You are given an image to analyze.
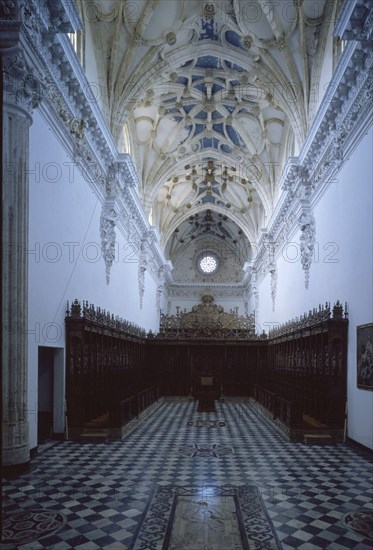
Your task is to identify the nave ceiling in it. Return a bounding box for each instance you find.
[80,0,336,276]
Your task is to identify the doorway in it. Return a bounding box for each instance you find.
[38,346,64,443]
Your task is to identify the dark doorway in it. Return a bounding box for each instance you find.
[38,347,55,443]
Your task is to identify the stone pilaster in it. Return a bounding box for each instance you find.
[2,34,40,468]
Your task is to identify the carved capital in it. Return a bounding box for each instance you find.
[3,50,41,111]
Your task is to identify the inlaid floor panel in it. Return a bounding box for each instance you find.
[2,400,373,549]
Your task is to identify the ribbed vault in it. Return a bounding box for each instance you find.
[81,0,335,274]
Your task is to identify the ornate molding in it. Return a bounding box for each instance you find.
[108,154,139,192]
[3,0,168,289]
[334,0,373,42]
[249,30,373,295]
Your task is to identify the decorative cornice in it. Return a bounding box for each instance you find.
[249,29,373,291]
[59,0,83,32]
[1,0,169,287]
[108,154,139,191]
[334,0,373,42]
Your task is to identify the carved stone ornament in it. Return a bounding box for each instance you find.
[242,35,253,49]
[336,0,373,41]
[0,0,17,19]
[100,207,118,285]
[203,3,216,19]
[156,283,163,311]
[108,160,138,191]
[165,31,176,46]
[269,265,277,312]
[138,265,146,309]
[3,52,41,111]
[298,211,316,289]
[133,30,142,46]
[277,34,286,51]
[69,117,84,140]
[253,286,259,313]
[138,243,148,309]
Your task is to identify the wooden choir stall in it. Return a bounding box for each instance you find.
[65,296,348,441]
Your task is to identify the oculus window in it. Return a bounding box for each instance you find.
[196,252,220,276]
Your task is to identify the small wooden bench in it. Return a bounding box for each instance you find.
[304,433,333,445]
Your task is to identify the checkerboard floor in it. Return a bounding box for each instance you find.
[2,400,373,549]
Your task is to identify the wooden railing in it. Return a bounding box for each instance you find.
[109,386,159,427]
[254,385,303,427]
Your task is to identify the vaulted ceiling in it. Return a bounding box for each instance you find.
[81,0,334,267]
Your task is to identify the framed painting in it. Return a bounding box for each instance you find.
[357,323,373,390]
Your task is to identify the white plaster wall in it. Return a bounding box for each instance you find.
[172,239,245,284]
[27,110,159,449]
[256,127,373,448]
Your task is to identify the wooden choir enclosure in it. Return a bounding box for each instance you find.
[65,298,348,440]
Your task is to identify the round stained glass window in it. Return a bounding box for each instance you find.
[199,254,218,274]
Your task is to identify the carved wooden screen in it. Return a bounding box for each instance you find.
[66,299,348,438]
[261,301,348,428]
[65,300,149,435]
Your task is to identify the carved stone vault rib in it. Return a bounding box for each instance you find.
[82,0,336,277]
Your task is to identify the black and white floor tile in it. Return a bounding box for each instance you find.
[2,400,373,549]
